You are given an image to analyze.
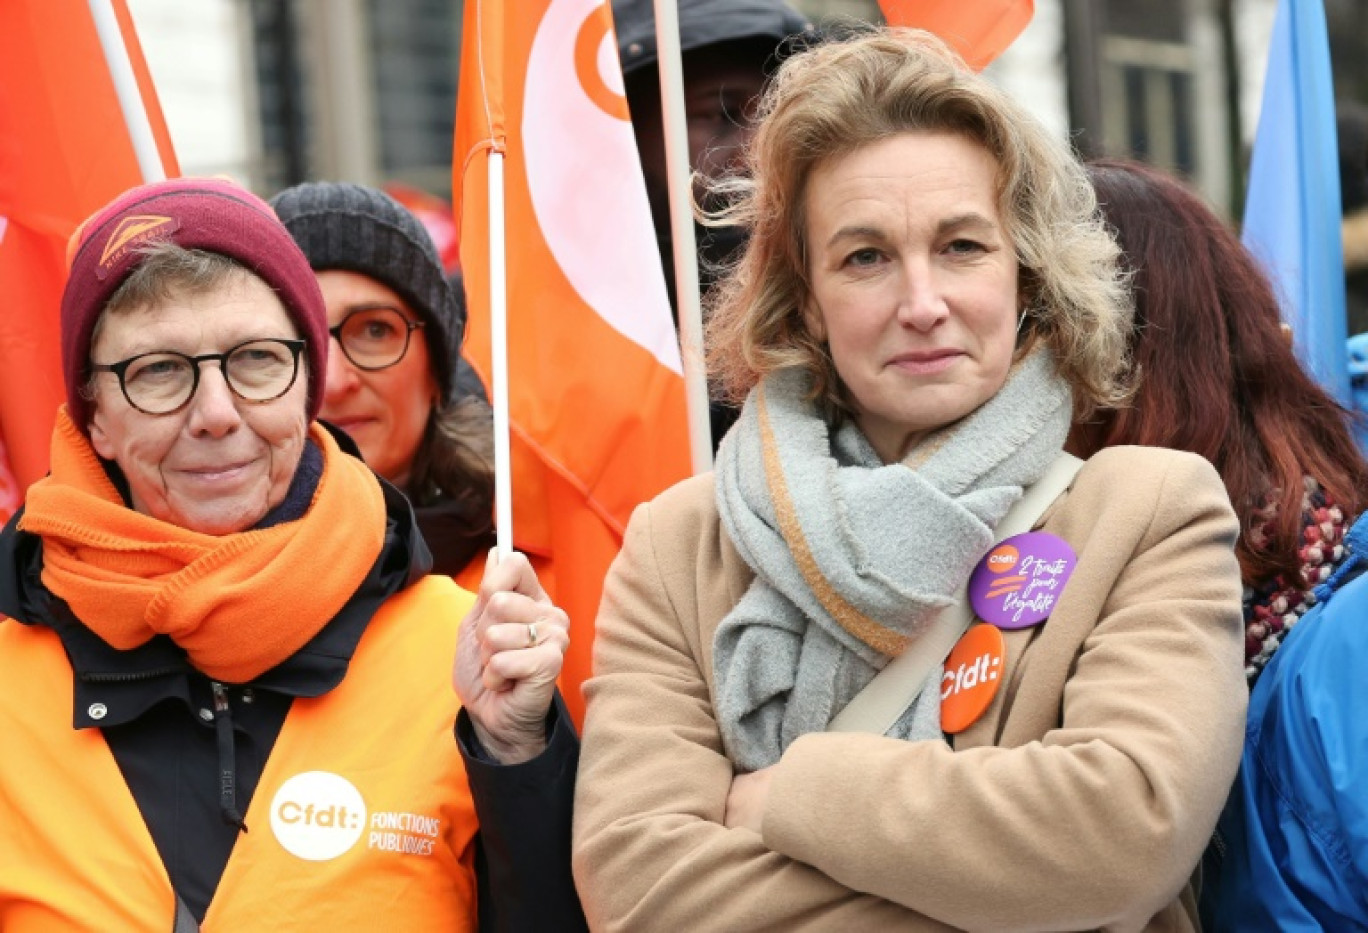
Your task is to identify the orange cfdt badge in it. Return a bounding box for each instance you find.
[940,623,1006,734]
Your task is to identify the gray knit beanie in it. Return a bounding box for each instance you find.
[270,181,463,402]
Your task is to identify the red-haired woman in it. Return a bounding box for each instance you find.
[1076,159,1368,683]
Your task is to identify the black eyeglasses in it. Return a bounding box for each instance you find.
[90,338,307,415]
[328,306,425,371]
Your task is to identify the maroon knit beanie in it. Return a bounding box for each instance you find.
[62,177,329,433]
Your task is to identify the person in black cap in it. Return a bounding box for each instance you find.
[613,0,814,448]
[271,182,496,585]
[615,0,813,307]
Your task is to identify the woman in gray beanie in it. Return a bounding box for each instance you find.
[271,182,496,584]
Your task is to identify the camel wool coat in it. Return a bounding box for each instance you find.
[573,446,1247,932]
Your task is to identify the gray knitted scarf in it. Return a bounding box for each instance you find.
[713,350,1073,772]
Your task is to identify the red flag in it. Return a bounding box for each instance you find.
[455,0,692,724]
[879,0,1035,70]
[0,0,178,496]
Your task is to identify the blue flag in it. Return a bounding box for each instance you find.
[1242,0,1349,402]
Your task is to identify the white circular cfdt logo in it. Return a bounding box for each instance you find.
[269,771,367,861]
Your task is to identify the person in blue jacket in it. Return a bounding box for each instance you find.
[1202,512,1368,929]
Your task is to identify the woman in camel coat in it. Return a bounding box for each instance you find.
[573,28,1247,932]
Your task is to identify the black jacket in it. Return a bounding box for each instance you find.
[0,432,586,932]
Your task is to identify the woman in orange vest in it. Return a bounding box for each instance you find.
[271,182,496,590]
[0,177,586,931]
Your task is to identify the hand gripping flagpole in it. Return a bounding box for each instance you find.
[653,0,713,473]
[87,0,166,184]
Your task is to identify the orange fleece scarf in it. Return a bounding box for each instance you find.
[20,408,387,683]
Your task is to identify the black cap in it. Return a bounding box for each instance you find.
[612,0,815,78]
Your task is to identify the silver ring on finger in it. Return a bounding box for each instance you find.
[526,621,539,648]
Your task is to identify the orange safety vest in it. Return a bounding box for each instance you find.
[0,575,480,932]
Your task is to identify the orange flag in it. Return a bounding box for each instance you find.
[0,436,19,526]
[455,0,692,724]
[0,0,178,499]
[879,0,1035,70]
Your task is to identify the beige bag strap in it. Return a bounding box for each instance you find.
[826,452,1084,735]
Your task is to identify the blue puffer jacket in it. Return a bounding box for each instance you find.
[1202,514,1368,930]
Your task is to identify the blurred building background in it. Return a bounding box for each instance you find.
[126,0,1366,221]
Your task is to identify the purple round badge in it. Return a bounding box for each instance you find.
[968,532,1077,630]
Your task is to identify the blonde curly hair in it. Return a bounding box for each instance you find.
[705,27,1132,420]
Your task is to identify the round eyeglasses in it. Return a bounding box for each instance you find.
[90,338,307,415]
[328,306,425,371]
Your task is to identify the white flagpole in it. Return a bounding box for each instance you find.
[87,0,166,184]
[488,150,514,560]
[652,0,713,473]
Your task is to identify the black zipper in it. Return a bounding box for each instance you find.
[81,666,187,684]
[211,681,247,831]
[211,681,230,715]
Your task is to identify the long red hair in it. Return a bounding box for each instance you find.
[1076,159,1368,586]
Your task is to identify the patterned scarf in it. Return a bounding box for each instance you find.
[1243,477,1349,684]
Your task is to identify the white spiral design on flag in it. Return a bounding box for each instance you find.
[523,0,683,375]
